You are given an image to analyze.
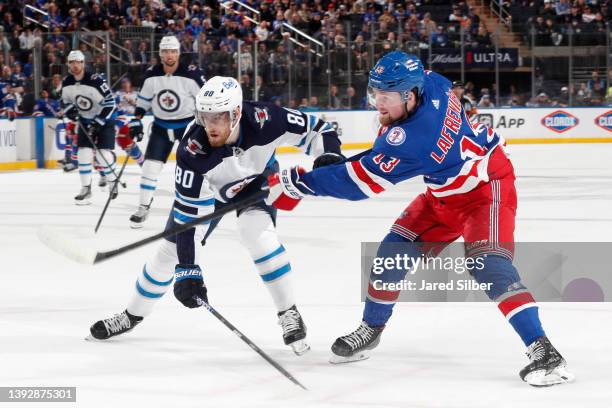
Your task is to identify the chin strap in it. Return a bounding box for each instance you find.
[226,110,242,144]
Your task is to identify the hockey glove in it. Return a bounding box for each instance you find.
[174,264,208,308]
[7,109,16,122]
[313,152,345,169]
[127,118,144,141]
[266,166,314,211]
[63,106,79,121]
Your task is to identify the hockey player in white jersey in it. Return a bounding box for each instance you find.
[61,50,118,205]
[88,77,344,354]
[129,35,206,228]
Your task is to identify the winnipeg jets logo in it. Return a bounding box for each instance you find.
[432,100,440,110]
[386,127,406,146]
[254,107,269,129]
[220,175,258,200]
[184,137,204,156]
[157,89,180,112]
[75,95,93,111]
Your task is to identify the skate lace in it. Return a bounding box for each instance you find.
[278,310,301,334]
[103,312,131,334]
[526,340,546,362]
[342,323,374,350]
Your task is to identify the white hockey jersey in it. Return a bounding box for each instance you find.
[135,63,206,129]
[61,72,116,121]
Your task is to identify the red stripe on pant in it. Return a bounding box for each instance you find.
[368,282,401,302]
[498,292,535,317]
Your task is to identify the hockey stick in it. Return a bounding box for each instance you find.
[77,120,126,186]
[93,150,131,233]
[38,189,268,265]
[194,296,307,390]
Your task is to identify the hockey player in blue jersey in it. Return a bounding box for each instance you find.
[128,35,206,228]
[88,76,344,355]
[61,50,118,205]
[268,51,574,386]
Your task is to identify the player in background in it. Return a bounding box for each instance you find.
[88,77,344,355]
[61,50,118,205]
[128,35,206,228]
[452,81,477,120]
[268,52,574,386]
[0,77,16,120]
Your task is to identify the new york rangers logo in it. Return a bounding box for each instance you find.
[541,110,579,133]
[386,127,406,145]
[254,107,269,129]
[594,110,612,132]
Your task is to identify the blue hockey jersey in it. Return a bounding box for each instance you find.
[301,71,505,200]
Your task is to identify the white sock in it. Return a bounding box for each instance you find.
[139,159,164,206]
[238,209,295,311]
[126,239,176,317]
[78,147,94,187]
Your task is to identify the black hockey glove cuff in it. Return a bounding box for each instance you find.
[313,152,346,169]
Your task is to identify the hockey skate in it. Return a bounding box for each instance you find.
[108,180,119,200]
[519,336,575,387]
[278,305,310,355]
[129,202,151,228]
[62,161,77,172]
[74,185,92,205]
[330,321,384,364]
[98,174,108,191]
[87,309,143,341]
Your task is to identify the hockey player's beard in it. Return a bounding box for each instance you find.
[208,132,229,147]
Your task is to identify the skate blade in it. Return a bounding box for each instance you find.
[75,199,92,206]
[130,221,144,229]
[84,334,103,342]
[289,340,310,356]
[329,351,370,364]
[525,364,575,387]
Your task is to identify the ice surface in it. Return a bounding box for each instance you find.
[1,144,611,407]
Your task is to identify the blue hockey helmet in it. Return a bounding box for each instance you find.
[368,51,425,104]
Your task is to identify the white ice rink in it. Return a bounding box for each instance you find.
[1,143,611,408]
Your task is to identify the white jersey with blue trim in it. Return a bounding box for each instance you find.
[136,63,205,128]
[61,72,116,121]
[172,101,341,264]
[301,70,504,200]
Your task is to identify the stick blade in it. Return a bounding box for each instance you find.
[37,226,97,265]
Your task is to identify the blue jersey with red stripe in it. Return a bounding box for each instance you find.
[301,71,505,200]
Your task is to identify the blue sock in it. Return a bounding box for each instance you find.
[508,306,546,346]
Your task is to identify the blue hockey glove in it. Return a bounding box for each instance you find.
[127,118,144,141]
[174,264,208,308]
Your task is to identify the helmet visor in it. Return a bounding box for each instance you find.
[197,111,230,129]
[367,87,405,110]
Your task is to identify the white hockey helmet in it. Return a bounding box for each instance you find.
[159,35,180,54]
[67,50,85,63]
[195,76,243,133]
